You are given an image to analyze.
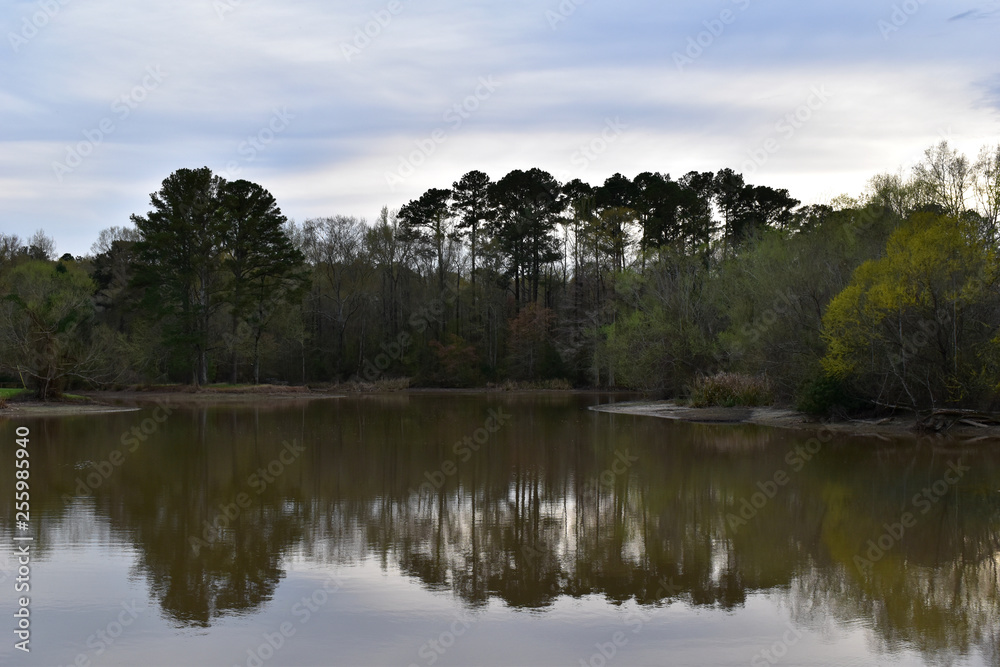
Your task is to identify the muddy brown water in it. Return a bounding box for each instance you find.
[1,393,997,666]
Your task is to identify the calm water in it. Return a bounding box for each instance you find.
[1,393,998,666]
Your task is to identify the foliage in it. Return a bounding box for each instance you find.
[18,140,1000,406]
[426,334,482,387]
[0,260,124,398]
[507,303,563,381]
[796,371,863,417]
[131,168,306,385]
[821,213,999,409]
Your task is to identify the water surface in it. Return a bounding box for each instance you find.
[1,393,998,666]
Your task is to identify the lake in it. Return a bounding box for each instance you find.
[1,393,998,666]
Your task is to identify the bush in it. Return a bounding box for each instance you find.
[797,372,862,417]
[688,372,773,407]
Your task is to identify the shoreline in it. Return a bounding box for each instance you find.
[589,400,1000,443]
[0,386,338,418]
[10,390,997,443]
[0,386,631,418]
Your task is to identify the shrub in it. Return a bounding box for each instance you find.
[796,372,863,417]
[688,372,773,407]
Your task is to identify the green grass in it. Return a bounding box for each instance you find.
[0,388,87,402]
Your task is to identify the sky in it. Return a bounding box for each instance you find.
[1,0,998,257]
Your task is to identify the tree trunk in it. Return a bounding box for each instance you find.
[230,316,240,384]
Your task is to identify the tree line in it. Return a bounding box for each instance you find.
[2,140,999,412]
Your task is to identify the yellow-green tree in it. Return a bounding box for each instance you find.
[0,259,124,399]
[821,213,1000,409]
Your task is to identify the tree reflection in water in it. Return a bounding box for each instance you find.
[3,394,998,661]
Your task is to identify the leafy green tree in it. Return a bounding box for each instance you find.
[451,170,491,304]
[488,168,565,305]
[822,213,1000,409]
[631,172,682,254]
[218,179,305,383]
[601,250,719,392]
[0,259,121,398]
[132,167,226,385]
[90,226,142,333]
[399,188,452,295]
[712,170,799,249]
[677,171,716,259]
[506,303,560,380]
[745,185,799,231]
[713,168,749,252]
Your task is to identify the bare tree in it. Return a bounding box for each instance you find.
[26,229,56,260]
[973,143,1000,243]
[303,215,371,375]
[912,141,971,218]
[90,225,141,256]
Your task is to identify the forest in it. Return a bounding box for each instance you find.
[2,139,999,414]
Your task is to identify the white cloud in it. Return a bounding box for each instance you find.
[1,0,997,254]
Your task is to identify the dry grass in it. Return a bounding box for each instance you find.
[689,372,773,408]
[487,378,574,391]
[206,384,310,394]
[326,377,412,392]
[125,383,311,394]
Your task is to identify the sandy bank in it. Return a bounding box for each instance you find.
[590,400,1000,443]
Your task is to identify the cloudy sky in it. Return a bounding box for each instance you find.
[2,0,998,256]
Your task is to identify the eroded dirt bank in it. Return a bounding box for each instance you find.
[590,400,1000,443]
